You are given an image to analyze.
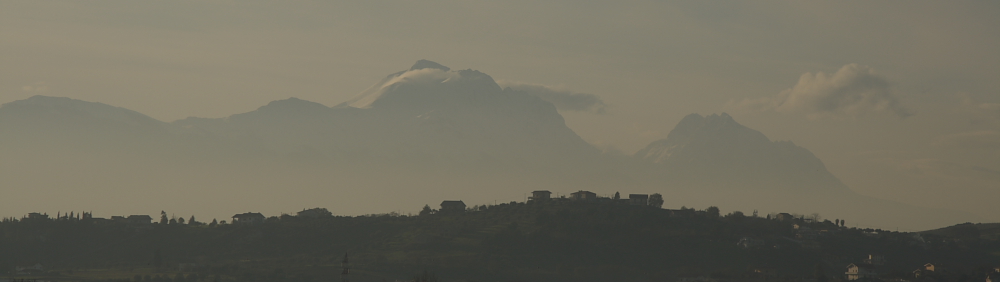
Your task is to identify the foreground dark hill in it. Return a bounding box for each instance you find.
[1,201,996,282]
[0,60,976,230]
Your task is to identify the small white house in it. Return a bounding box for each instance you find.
[845,263,878,281]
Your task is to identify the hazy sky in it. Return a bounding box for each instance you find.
[2,1,999,222]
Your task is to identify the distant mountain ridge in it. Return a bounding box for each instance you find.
[0,60,978,230]
[171,61,600,170]
[0,95,165,131]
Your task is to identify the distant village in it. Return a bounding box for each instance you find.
[9,189,999,282]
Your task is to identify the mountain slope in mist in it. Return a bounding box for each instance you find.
[0,95,169,147]
[635,113,847,192]
[632,112,975,230]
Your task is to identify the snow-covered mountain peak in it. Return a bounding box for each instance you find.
[409,59,451,71]
[339,61,502,110]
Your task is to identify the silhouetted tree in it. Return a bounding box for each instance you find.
[209,219,218,227]
[160,211,168,225]
[613,192,620,200]
[419,205,433,216]
[178,217,185,224]
[706,206,720,218]
[648,193,663,208]
[188,215,197,225]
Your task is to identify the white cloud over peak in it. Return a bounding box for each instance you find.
[960,94,1000,122]
[728,64,911,119]
[498,81,608,114]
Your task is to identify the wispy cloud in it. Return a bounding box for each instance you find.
[21,81,49,93]
[498,81,608,114]
[727,64,911,119]
[935,130,1000,151]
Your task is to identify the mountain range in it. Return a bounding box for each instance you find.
[0,60,976,230]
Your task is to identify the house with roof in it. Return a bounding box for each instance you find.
[297,207,333,218]
[913,263,962,280]
[570,190,597,201]
[232,212,266,225]
[846,263,878,281]
[25,212,49,221]
[440,200,467,212]
[529,190,552,201]
[774,213,795,221]
[127,215,153,225]
[628,194,649,205]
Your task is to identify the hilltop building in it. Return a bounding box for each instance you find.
[297,208,333,218]
[232,212,266,225]
[530,190,552,201]
[774,213,795,222]
[440,200,467,212]
[628,194,649,205]
[26,212,48,220]
[127,215,153,225]
[570,190,597,201]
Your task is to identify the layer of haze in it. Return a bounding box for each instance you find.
[2,1,998,229]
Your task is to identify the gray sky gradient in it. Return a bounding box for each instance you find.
[2,1,999,225]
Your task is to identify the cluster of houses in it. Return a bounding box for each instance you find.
[429,190,666,215]
[736,255,997,282]
[844,255,1000,282]
[845,255,886,280]
[22,212,153,226]
[428,190,669,217]
[18,208,333,227]
[527,190,663,206]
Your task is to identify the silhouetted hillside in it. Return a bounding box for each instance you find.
[0,201,996,282]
